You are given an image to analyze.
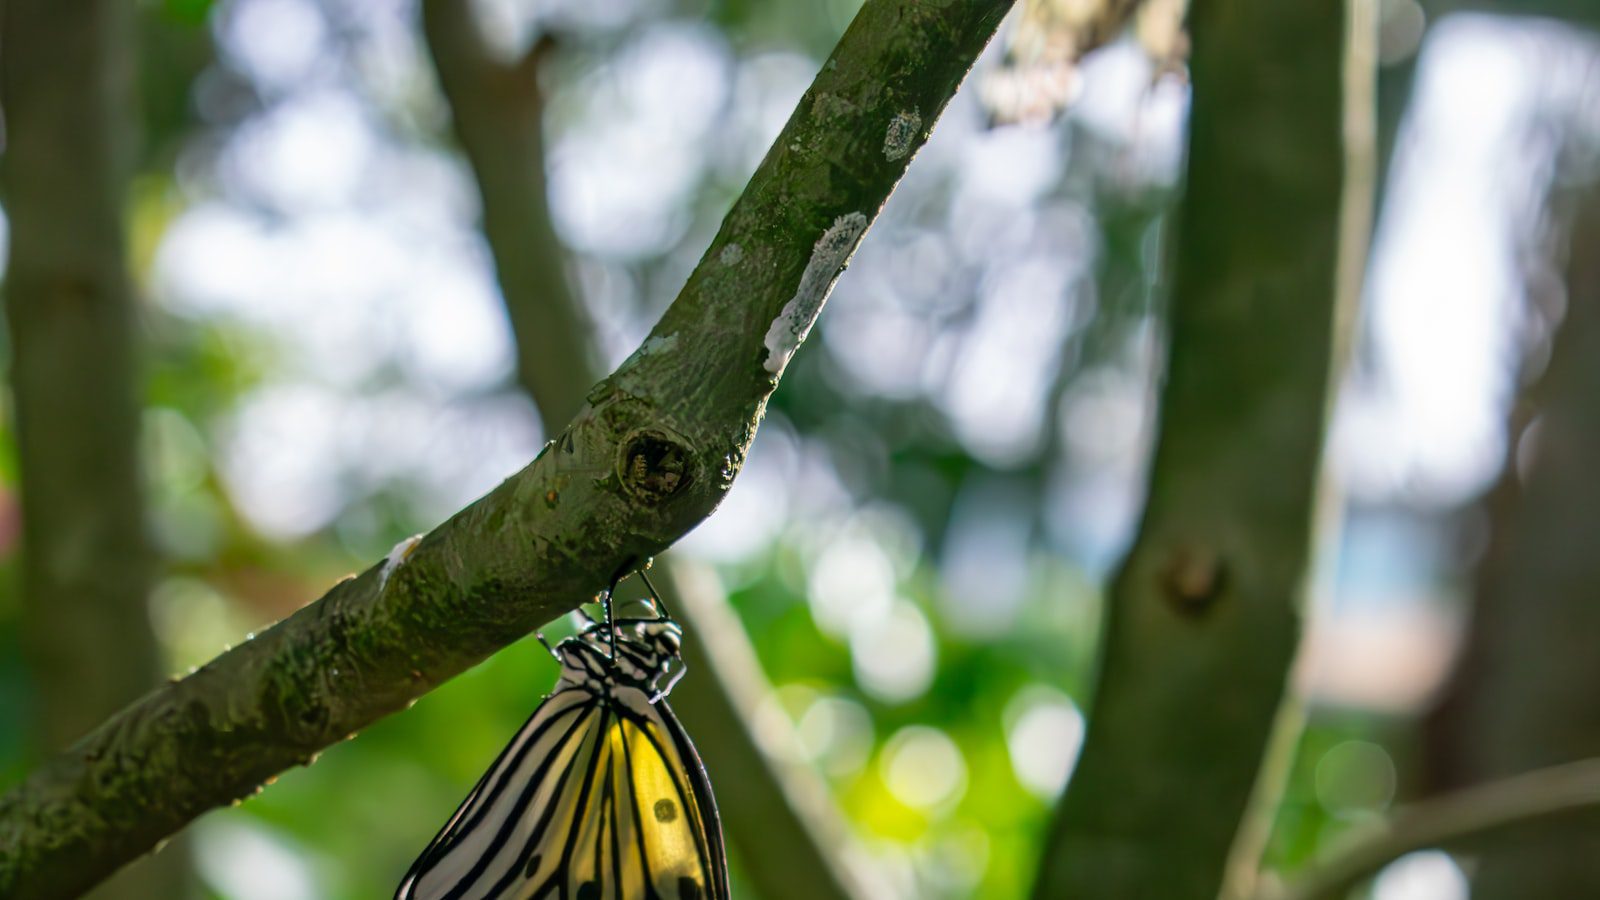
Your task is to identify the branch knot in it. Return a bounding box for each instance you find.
[616,428,693,504]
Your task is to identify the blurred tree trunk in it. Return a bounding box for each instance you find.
[1422,186,1600,896]
[420,6,882,897]
[1033,0,1374,896]
[0,0,186,896]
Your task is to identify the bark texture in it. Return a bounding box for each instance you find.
[0,0,188,896]
[1032,0,1371,896]
[0,2,1014,896]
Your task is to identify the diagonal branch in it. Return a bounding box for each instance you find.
[0,1,1015,896]
[420,5,882,897]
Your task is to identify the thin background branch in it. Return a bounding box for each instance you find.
[1263,758,1600,900]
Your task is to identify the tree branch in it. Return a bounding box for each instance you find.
[0,2,1015,896]
[1031,0,1376,896]
[1262,759,1600,900]
[420,5,882,896]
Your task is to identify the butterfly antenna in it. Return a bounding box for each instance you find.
[637,568,672,620]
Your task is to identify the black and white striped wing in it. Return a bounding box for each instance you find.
[397,688,729,900]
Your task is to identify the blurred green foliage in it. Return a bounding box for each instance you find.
[1,0,1565,897]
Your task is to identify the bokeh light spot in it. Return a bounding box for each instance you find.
[1372,850,1469,900]
[850,600,936,704]
[1314,740,1397,818]
[882,726,967,813]
[1004,685,1086,800]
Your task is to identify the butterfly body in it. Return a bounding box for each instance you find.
[398,601,729,900]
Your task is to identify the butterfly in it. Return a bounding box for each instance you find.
[396,570,730,900]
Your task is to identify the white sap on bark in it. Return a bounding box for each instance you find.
[379,534,423,587]
[762,212,868,375]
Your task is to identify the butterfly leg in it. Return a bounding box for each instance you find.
[601,581,621,662]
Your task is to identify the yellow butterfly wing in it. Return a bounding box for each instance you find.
[534,698,727,899]
[397,687,729,900]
